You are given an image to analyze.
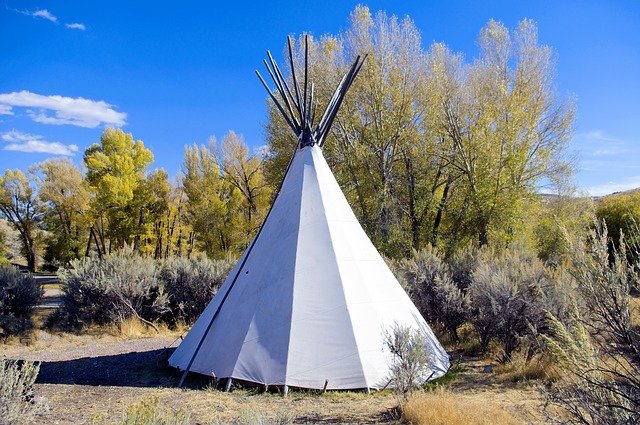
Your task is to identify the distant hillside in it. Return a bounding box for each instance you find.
[603,187,640,197]
[540,187,640,202]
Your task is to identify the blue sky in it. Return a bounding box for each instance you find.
[1,1,638,196]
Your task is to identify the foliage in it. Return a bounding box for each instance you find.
[0,225,7,264]
[0,265,42,338]
[597,190,640,255]
[183,132,270,258]
[384,324,432,398]
[36,158,91,266]
[84,128,156,255]
[468,246,572,361]
[535,190,594,265]
[400,246,469,342]
[0,356,41,425]
[161,255,233,324]
[0,169,42,271]
[544,307,639,424]
[53,248,169,328]
[102,397,190,425]
[265,7,574,257]
[543,222,640,423]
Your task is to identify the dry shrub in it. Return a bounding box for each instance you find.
[93,397,190,425]
[468,247,572,361]
[160,255,233,324]
[403,389,518,425]
[384,324,432,397]
[0,264,43,339]
[52,248,169,329]
[0,356,42,425]
[401,246,469,343]
[542,222,640,423]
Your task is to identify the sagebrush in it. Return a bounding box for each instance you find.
[160,255,233,324]
[53,248,168,328]
[0,264,42,338]
[0,356,42,425]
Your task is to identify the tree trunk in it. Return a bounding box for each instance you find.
[431,177,452,246]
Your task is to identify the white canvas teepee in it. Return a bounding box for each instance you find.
[169,37,450,390]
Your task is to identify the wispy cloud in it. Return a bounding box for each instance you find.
[31,9,58,22]
[1,130,78,156]
[65,23,86,30]
[0,104,13,116]
[591,146,628,157]
[0,91,126,128]
[12,8,86,30]
[577,130,627,144]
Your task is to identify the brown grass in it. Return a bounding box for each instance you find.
[630,295,639,332]
[99,317,186,339]
[403,389,520,425]
[494,352,560,383]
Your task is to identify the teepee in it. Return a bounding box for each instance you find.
[170,36,450,391]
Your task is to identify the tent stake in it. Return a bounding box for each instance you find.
[225,378,233,392]
[322,379,329,394]
[282,385,289,397]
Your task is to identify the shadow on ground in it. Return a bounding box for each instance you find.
[35,348,197,388]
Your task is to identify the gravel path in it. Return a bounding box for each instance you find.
[5,331,180,362]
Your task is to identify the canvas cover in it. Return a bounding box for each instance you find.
[169,144,450,389]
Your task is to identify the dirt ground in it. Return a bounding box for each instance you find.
[3,331,547,424]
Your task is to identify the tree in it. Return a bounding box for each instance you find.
[220,132,271,239]
[182,141,240,258]
[596,190,640,254]
[534,186,594,264]
[83,128,154,255]
[440,19,574,247]
[264,8,574,258]
[265,7,431,256]
[36,158,90,266]
[182,133,271,259]
[0,170,41,271]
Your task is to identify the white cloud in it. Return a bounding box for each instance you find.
[575,129,629,145]
[32,9,58,22]
[65,23,86,30]
[0,104,13,115]
[0,91,126,128]
[1,130,78,156]
[591,146,628,157]
[13,9,86,31]
[586,176,640,197]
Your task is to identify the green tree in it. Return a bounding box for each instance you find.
[220,131,272,239]
[264,8,574,258]
[596,190,640,252]
[36,158,90,266]
[182,140,241,258]
[83,128,154,255]
[0,170,41,271]
[439,19,574,247]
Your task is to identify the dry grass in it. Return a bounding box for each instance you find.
[403,389,520,425]
[494,352,560,383]
[3,329,549,424]
[631,295,639,332]
[93,317,187,339]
